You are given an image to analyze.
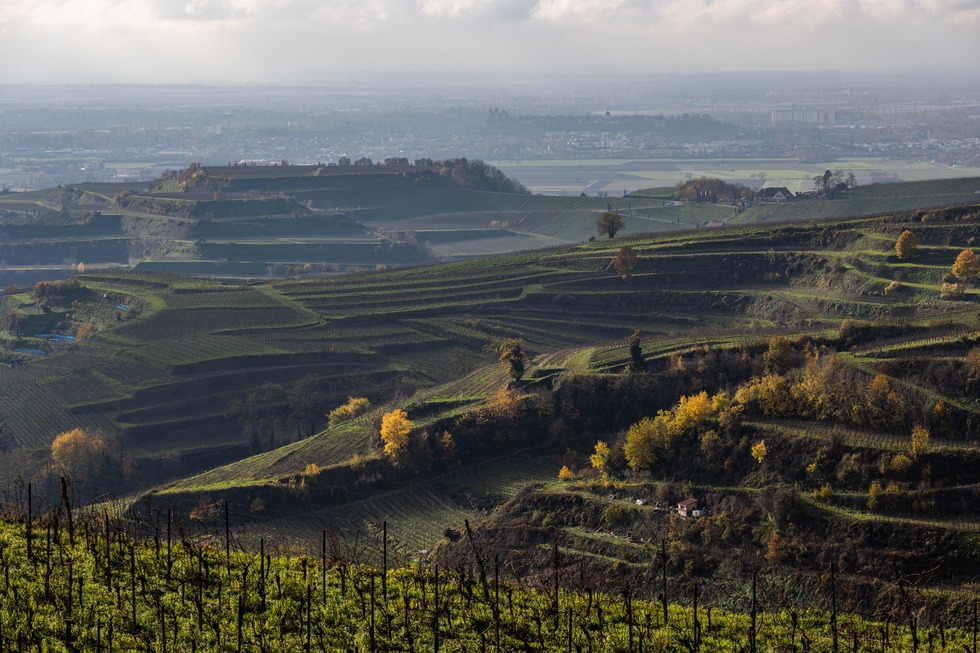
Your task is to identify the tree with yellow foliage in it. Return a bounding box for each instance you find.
[558,465,574,481]
[673,391,713,431]
[951,248,980,284]
[380,409,412,464]
[762,335,796,374]
[910,425,930,457]
[751,440,768,463]
[624,412,676,471]
[894,229,918,261]
[590,440,611,480]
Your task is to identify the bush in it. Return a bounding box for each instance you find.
[603,503,629,526]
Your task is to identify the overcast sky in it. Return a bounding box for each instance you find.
[2,0,978,84]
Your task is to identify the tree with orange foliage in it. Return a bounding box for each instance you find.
[51,428,109,482]
[76,322,96,340]
[894,229,918,261]
[951,248,980,284]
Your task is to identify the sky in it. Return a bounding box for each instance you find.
[1,0,979,84]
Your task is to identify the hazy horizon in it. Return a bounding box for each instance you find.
[2,0,978,85]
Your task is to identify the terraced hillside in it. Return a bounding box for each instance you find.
[1,200,979,617]
[2,165,978,288]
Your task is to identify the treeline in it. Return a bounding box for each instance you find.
[673,178,755,203]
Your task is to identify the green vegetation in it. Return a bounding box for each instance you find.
[1,177,980,643]
[0,514,973,652]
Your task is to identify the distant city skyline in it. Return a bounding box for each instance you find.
[2,0,978,84]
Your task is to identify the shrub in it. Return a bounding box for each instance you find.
[940,282,964,300]
[328,396,371,427]
[603,503,629,526]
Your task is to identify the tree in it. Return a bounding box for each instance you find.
[50,428,110,482]
[812,170,834,194]
[76,322,96,340]
[590,440,611,481]
[380,409,412,464]
[910,425,930,457]
[287,374,322,438]
[762,335,796,374]
[597,210,625,239]
[751,440,768,463]
[558,465,574,481]
[627,329,645,373]
[894,230,918,261]
[951,248,980,284]
[497,338,527,381]
[613,245,638,281]
[624,412,675,471]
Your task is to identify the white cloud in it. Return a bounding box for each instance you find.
[531,0,640,21]
[0,0,977,82]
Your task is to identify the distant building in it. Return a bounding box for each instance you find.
[771,109,839,125]
[755,187,794,203]
[677,498,698,517]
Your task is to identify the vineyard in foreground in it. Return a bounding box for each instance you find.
[0,510,975,653]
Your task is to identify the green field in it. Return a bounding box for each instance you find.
[492,157,980,196]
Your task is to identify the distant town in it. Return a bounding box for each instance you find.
[2,74,979,192]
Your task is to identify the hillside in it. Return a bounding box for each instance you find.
[1,164,977,288]
[1,198,979,625]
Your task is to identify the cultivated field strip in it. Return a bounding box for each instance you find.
[106,306,309,342]
[120,334,284,368]
[160,286,288,310]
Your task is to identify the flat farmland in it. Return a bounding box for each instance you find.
[491,157,980,196]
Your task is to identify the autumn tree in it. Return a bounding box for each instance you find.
[76,322,96,340]
[380,409,412,464]
[497,338,527,382]
[894,229,918,261]
[624,412,675,471]
[597,210,625,239]
[590,440,612,481]
[762,335,796,374]
[440,430,458,464]
[50,428,111,483]
[910,425,930,457]
[951,248,980,284]
[613,245,638,281]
